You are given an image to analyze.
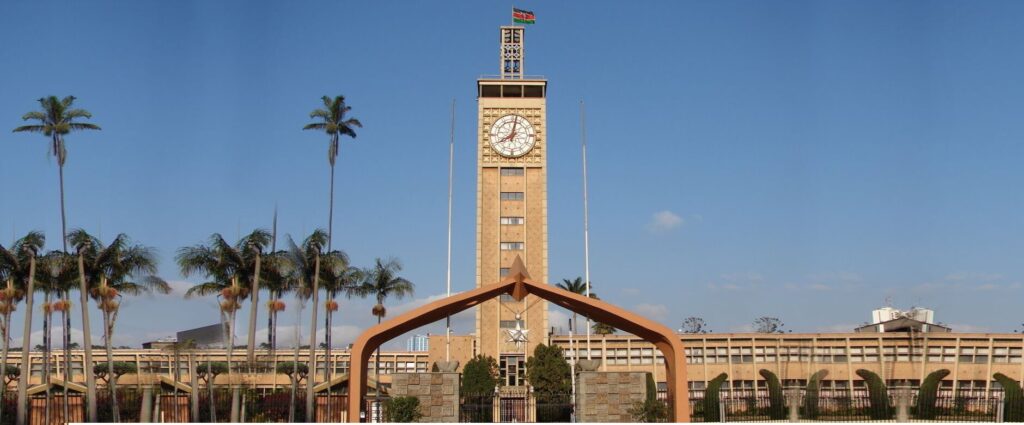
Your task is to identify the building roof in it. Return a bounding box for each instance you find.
[854,317,951,333]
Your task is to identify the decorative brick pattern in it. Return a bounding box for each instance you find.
[576,372,648,422]
[390,372,460,422]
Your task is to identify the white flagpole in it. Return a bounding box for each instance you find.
[445,98,455,362]
[580,100,593,360]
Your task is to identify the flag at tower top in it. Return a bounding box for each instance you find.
[513,8,536,24]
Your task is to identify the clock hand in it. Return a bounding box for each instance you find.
[502,117,520,143]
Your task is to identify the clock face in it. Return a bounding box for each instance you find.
[489,114,536,158]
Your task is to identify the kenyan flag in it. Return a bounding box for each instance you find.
[513,8,536,24]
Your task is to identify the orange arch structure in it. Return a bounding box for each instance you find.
[347,257,690,422]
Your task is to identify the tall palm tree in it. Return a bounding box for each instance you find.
[0,232,43,425]
[177,232,253,422]
[353,258,414,397]
[5,231,44,425]
[70,230,168,422]
[14,96,100,422]
[263,249,293,352]
[12,96,101,253]
[302,95,362,252]
[557,277,599,364]
[285,230,328,422]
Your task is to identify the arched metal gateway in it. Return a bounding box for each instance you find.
[347,257,690,422]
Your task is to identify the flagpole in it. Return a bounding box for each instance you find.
[445,98,455,362]
[580,100,593,360]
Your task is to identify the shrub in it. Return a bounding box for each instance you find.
[916,369,950,419]
[703,373,728,422]
[803,369,829,419]
[461,355,499,396]
[629,399,668,423]
[994,373,1024,422]
[856,369,891,419]
[759,369,786,419]
[384,396,423,422]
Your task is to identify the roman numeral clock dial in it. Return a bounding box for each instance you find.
[489,114,536,158]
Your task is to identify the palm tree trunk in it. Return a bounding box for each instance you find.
[42,291,51,425]
[61,292,70,424]
[228,309,240,423]
[188,354,198,422]
[15,256,36,425]
[375,313,382,401]
[246,254,260,364]
[324,297,333,420]
[328,150,336,252]
[1,307,13,424]
[77,253,98,422]
[305,253,320,422]
[207,354,216,423]
[104,306,120,422]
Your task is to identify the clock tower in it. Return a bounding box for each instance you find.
[475,25,549,385]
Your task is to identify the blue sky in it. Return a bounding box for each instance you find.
[2,1,1024,348]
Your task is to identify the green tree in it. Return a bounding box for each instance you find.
[461,355,499,395]
[71,230,168,422]
[93,362,138,383]
[994,373,1024,422]
[0,232,42,425]
[276,362,309,386]
[556,277,597,338]
[525,344,571,397]
[353,257,415,398]
[319,251,360,388]
[384,396,423,422]
[803,369,828,419]
[758,369,786,419]
[302,95,363,253]
[916,369,950,419]
[855,369,891,419]
[592,321,615,336]
[628,372,669,422]
[36,250,78,422]
[680,317,709,334]
[753,317,785,333]
[704,373,729,422]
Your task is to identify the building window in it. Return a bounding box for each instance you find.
[499,294,516,302]
[500,268,510,277]
[500,242,524,250]
[500,217,525,225]
[500,320,525,329]
[500,192,524,201]
[500,167,525,176]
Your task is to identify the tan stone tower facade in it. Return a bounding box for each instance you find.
[475,26,549,385]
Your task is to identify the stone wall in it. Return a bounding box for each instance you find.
[389,372,459,422]
[576,371,648,422]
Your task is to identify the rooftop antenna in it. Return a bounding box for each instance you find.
[445,98,455,362]
[580,99,593,359]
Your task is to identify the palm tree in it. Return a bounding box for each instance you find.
[556,277,598,351]
[68,231,100,422]
[353,258,414,397]
[36,250,77,423]
[12,96,101,252]
[263,249,293,352]
[177,232,253,422]
[237,229,272,364]
[302,95,362,252]
[319,251,361,419]
[70,230,168,422]
[285,230,328,422]
[4,231,44,425]
[0,232,43,425]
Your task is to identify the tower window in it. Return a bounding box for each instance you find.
[500,167,525,176]
[500,217,525,225]
[500,192,524,201]
[500,242,524,251]
[500,320,525,329]
[500,268,510,277]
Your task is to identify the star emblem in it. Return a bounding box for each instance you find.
[505,322,529,349]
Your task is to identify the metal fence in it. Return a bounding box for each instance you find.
[689,394,1007,422]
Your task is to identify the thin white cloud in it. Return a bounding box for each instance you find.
[647,210,683,233]
[633,303,668,320]
[945,272,1003,282]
